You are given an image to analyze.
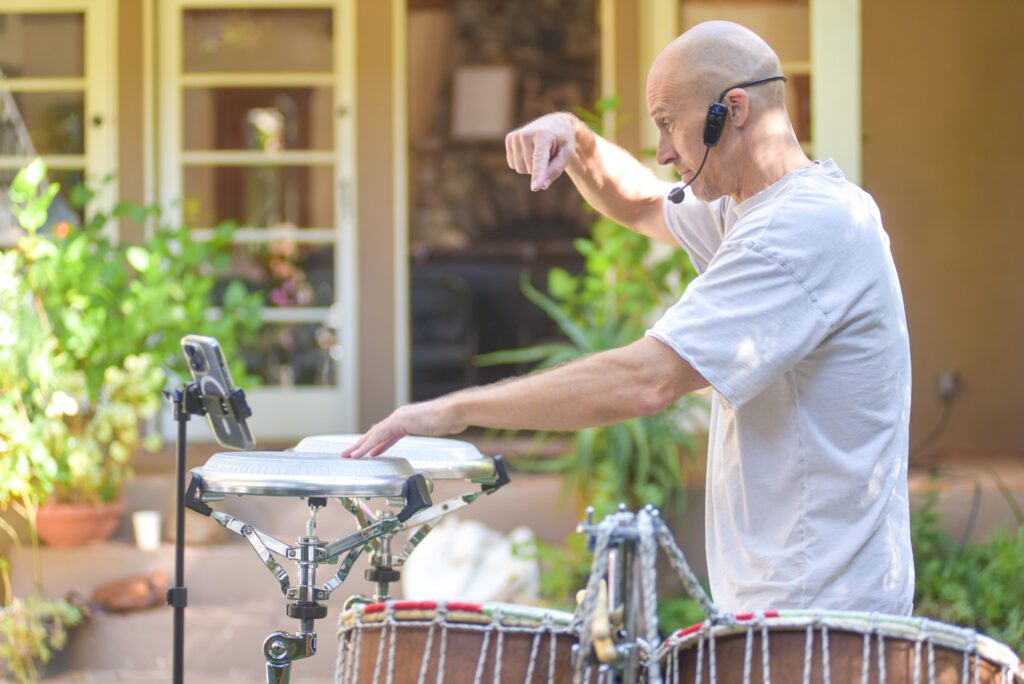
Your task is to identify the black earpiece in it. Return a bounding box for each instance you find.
[703,102,729,148]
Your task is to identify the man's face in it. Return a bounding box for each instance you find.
[647,78,726,202]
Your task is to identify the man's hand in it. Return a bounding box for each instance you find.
[505,113,577,191]
[340,399,467,458]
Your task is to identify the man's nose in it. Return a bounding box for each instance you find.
[656,134,677,166]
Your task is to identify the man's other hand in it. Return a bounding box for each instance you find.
[340,400,467,458]
[505,113,576,191]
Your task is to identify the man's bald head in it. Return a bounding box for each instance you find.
[649,21,785,109]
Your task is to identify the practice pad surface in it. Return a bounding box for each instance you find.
[293,435,495,482]
[191,450,419,498]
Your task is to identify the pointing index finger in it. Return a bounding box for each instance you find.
[530,132,554,191]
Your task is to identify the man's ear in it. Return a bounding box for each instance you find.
[725,89,750,128]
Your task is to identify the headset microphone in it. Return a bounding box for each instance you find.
[667,146,711,204]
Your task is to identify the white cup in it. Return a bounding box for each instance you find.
[132,510,162,551]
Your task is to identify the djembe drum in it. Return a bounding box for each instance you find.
[573,507,1024,684]
[658,611,1024,684]
[186,449,434,683]
[336,600,579,684]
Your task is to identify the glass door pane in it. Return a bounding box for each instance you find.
[0,10,88,233]
[0,13,85,77]
[182,8,333,73]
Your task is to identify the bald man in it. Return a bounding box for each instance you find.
[345,21,914,615]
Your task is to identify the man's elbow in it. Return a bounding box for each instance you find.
[635,381,687,417]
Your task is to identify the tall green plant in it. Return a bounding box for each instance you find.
[480,217,701,517]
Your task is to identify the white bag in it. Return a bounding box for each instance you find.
[400,516,539,603]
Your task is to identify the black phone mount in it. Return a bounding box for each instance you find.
[165,381,252,684]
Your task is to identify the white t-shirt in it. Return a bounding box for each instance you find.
[646,160,914,615]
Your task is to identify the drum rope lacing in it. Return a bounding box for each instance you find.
[575,507,723,684]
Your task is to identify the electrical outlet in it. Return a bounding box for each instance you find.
[937,371,959,400]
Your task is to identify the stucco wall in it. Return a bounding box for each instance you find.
[862,0,1024,453]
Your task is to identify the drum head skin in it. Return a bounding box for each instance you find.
[191,450,420,499]
[294,435,496,482]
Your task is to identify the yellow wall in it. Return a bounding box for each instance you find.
[862,0,1024,452]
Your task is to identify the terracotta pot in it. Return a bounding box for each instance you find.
[35,499,125,548]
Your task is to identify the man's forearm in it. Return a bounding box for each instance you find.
[341,338,708,458]
[440,340,702,432]
[565,115,672,236]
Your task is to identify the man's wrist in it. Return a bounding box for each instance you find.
[568,113,594,156]
[437,390,470,431]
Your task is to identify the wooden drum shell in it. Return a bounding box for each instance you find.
[659,612,1024,684]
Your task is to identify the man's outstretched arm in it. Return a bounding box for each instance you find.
[506,113,676,244]
[342,336,707,458]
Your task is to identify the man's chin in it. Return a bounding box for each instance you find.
[690,184,724,203]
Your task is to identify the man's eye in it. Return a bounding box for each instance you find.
[661,121,673,133]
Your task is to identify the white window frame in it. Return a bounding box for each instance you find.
[155,0,358,441]
[810,0,861,184]
[0,0,118,235]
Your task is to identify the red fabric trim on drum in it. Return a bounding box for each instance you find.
[677,621,707,637]
[734,611,779,620]
[446,601,483,613]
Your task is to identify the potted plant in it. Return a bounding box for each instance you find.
[2,158,262,546]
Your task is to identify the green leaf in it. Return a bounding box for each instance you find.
[22,157,47,187]
[125,246,151,272]
[547,267,576,300]
[519,272,591,351]
[69,183,95,209]
[474,343,572,367]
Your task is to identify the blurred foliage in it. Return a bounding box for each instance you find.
[0,588,83,684]
[0,158,262,507]
[478,206,702,518]
[912,485,1024,655]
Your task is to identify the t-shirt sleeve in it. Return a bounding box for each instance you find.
[646,242,833,408]
[662,191,729,273]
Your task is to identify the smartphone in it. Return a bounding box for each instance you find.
[181,335,255,450]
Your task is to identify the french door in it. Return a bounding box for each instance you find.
[0,0,117,238]
[158,0,357,440]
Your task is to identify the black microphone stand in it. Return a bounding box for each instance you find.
[165,384,204,684]
[165,383,251,684]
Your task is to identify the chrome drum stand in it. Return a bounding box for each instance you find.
[185,449,433,683]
